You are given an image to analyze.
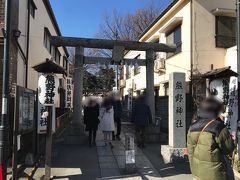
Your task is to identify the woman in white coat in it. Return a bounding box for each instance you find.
[99,98,115,148]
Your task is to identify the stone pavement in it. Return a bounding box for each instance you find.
[95,132,162,179]
[7,122,193,180]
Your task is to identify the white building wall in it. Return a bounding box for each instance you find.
[123,1,191,97]
[225,46,237,72]
[192,0,235,73]
[122,0,236,97]
[17,0,28,87]
[27,0,67,91]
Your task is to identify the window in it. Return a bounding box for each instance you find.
[164,83,169,96]
[216,16,236,48]
[63,56,68,70]
[126,65,131,79]
[44,28,51,52]
[51,45,56,60]
[0,45,3,61]
[134,55,141,75]
[55,49,61,64]
[166,25,182,58]
[29,0,37,18]
[119,65,124,80]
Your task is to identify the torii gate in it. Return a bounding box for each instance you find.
[50,36,176,125]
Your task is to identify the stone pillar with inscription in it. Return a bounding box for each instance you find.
[64,47,85,144]
[161,72,187,163]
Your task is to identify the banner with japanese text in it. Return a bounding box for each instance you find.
[37,102,56,134]
[224,77,238,139]
[65,77,73,109]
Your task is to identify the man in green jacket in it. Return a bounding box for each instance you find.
[187,98,235,180]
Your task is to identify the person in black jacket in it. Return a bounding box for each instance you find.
[132,95,152,148]
[112,94,122,140]
[84,97,100,147]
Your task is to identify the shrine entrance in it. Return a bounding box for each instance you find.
[50,36,176,124]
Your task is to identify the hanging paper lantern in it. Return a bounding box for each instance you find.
[38,74,59,106]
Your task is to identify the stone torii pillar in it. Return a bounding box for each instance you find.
[73,46,84,125]
[146,49,155,123]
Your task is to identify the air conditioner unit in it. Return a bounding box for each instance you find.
[154,58,166,73]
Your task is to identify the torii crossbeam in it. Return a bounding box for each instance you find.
[50,36,176,125]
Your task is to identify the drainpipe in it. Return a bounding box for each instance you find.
[25,0,31,88]
[236,0,240,159]
[190,0,194,109]
[0,0,11,179]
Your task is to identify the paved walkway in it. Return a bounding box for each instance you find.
[95,132,162,179]
[8,122,193,180]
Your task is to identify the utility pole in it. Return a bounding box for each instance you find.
[237,0,240,158]
[0,0,11,179]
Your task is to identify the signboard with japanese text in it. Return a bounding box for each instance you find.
[127,89,133,111]
[65,77,73,108]
[126,150,135,164]
[16,86,36,133]
[224,77,238,139]
[209,77,238,139]
[38,74,59,106]
[169,73,186,148]
[209,78,230,105]
[37,102,56,134]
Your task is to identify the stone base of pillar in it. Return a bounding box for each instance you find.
[145,125,161,143]
[64,124,87,145]
[125,164,137,174]
[160,145,187,163]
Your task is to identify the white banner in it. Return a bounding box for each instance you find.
[224,77,238,139]
[127,89,133,111]
[126,150,135,164]
[37,102,56,134]
[38,74,59,106]
[65,77,73,108]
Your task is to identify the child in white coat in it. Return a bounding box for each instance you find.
[99,98,115,148]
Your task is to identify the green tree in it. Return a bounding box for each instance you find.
[96,66,116,92]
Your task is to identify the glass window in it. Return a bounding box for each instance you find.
[63,56,68,70]
[55,49,61,64]
[43,28,51,53]
[29,0,37,18]
[0,45,3,61]
[134,55,141,75]
[51,46,56,60]
[126,65,131,79]
[166,25,182,58]
[216,16,236,48]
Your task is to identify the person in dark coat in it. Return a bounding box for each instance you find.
[112,94,122,140]
[84,97,100,147]
[132,95,152,148]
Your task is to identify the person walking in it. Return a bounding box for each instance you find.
[112,94,122,141]
[132,95,152,148]
[187,97,235,180]
[83,97,100,147]
[99,98,115,148]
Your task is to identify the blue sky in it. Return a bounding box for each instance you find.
[50,0,171,38]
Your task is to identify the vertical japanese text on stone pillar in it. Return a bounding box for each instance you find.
[169,73,186,148]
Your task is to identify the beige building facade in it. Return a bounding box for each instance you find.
[0,0,70,107]
[121,0,236,98]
